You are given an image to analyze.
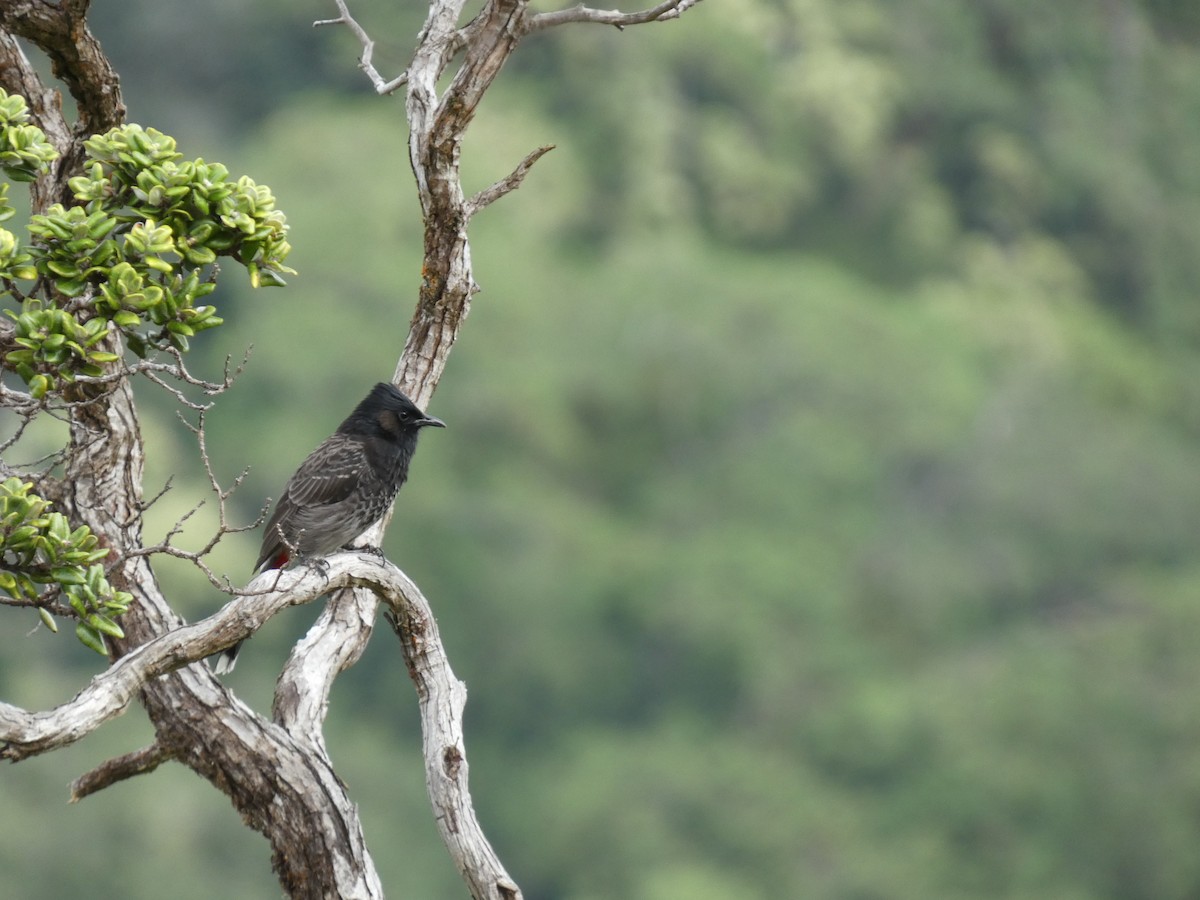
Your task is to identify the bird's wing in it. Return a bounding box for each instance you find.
[280,433,369,510]
[256,434,368,570]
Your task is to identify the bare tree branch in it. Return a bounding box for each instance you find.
[299,3,697,893]
[525,0,703,33]
[466,144,556,219]
[314,0,409,95]
[0,29,71,209]
[384,603,523,900]
[68,345,253,410]
[70,740,177,801]
[273,572,376,748]
[0,1,124,134]
[0,553,392,760]
[0,385,39,457]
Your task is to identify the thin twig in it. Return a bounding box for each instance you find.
[71,345,251,401]
[105,409,268,594]
[0,590,71,617]
[315,1,409,95]
[0,435,71,480]
[465,144,556,219]
[525,0,703,33]
[0,396,37,456]
[70,741,177,802]
[131,475,174,519]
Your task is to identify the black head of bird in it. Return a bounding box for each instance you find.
[340,382,447,443]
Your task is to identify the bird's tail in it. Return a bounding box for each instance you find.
[216,553,286,674]
[211,641,242,674]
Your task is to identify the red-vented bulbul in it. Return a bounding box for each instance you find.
[213,382,444,673]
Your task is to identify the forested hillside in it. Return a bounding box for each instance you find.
[4,1,1200,897]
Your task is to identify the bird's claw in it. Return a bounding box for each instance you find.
[341,543,386,562]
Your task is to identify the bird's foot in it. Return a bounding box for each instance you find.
[341,543,386,562]
[303,555,331,579]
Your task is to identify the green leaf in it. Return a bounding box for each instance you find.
[50,567,86,585]
[28,373,49,399]
[54,277,87,297]
[74,622,109,656]
[87,613,125,639]
[85,564,104,594]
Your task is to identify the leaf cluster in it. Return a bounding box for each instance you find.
[0,477,132,655]
[70,123,294,288]
[0,87,294,393]
[0,90,57,181]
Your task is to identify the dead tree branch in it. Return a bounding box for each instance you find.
[293,2,700,896]
[314,0,409,95]
[525,0,703,32]
[70,740,177,801]
[0,553,411,761]
[466,144,557,219]
[3,548,518,896]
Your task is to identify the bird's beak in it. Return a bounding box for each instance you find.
[422,414,446,429]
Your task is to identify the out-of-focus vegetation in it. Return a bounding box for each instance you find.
[4,1,1200,897]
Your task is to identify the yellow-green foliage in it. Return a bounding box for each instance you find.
[0,477,132,655]
[1,90,293,391]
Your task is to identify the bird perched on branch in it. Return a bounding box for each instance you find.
[213,382,445,674]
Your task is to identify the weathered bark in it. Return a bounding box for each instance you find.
[0,0,124,209]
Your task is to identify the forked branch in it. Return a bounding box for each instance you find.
[0,554,417,758]
[1,549,518,896]
[314,0,409,94]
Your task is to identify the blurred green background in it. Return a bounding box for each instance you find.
[4,0,1200,897]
